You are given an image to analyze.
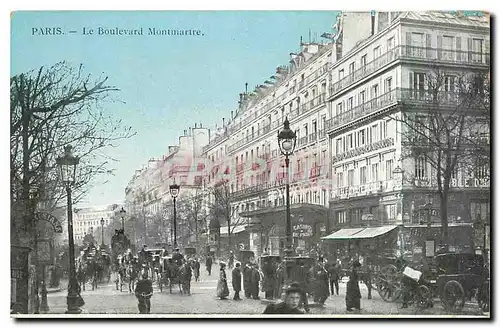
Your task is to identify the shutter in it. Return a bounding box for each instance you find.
[437,35,442,59]
[467,38,473,62]
[426,34,432,59]
[406,32,412,56]
[456,37,462,61]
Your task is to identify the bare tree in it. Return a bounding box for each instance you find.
[178,188,210,251]
[394,68,490,245]
[207,180,243,252]
[11,61,135,241]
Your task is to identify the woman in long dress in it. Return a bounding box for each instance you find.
[217,261,230,300]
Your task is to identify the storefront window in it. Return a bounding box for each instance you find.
[470,201,490,222]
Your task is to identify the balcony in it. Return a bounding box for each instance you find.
[326,88,473,134]
[298,136,308,147]
[309,132,317,143]
[318,129,326,139]
[203,132,229,153]
[332,137,395,163]
[329,45,490,99]
[231,180,286,200]
[332,180,396,200]
[168,165,191,177]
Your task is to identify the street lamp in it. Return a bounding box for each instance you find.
[278,117,297,260]
[100,218,105,247]
[169,182,180,249]
[56,145,83,314]
[425,193,434,257]
[119,207,126,232]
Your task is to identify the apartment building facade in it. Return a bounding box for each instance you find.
[124,125,210,248]
[324,11,490,260]
[202,40,338,256]
[73,204,122,245]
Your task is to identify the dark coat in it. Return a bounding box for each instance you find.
[243,264,253,291]
[232,267,242,292]
[327,263,340,281]
[206,256,213,268]
[263,302,303,314]
[346,270,361,308]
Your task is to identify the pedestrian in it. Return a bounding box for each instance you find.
[180,260,192,296]
[345,260,362,312]
[363,261,373,300]
[263,282,304,314]
[251,264,261,300]
[310,258,329,305]
[216,261,230,300]
[327,259,340,296]
[243,262,253,298]
[228,251,235,269]
[232,262,242,300]
[274,261,284,299]
[135,271,153,314]
[206,255,213,276]
[193,258,201,282]
[262,259,276,300]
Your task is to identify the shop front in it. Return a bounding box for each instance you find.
[239,203,328,258]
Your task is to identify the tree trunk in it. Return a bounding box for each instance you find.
[440,188,449,247]
[227,216,231,252]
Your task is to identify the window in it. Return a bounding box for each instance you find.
[373,46,381,59]
[361,55,367,69]
[385,204,397,221]
[337,211,347,224]
[371,124,379,142]
[383,119,390,138]
[415,155,427,179]
[385,77,393,93]
[470,201,489,222]
[337,172,344,188]
[347,134,353,149]
[321,115,326,130]
[472,38,484,62]
[410,72,426,99]
[386,160,393,180]
[336,102,343,116]
[411,32,424,57]
[442,36,454,60]
[387,37,395,50]
[371,163,379,182]
[474,164,489,180]
[444,75,455,92]
[339,69,344,80]
[372,84,379,99]
[358,130,365,145]
[360,166,367,184]
[359,90,366,104]
[349,62,355,75]
[336,138,342,154]
[347,97,353,110]
[348,169,354,186]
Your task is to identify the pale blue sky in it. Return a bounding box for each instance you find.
[11,10,339,207]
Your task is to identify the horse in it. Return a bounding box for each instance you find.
[127,263,139,293]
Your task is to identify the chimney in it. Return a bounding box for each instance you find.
[195,123,198,128]
[231,110,234,119]
[223,118,225,126]
[200,123,203,128]
[184,130,187,136]
[189,127,192,135]
[371,11,376,35]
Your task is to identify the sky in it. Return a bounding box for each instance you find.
[10,10,339,207]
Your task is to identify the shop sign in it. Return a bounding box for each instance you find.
[293,224,313,237]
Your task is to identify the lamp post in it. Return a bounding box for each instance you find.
[425,193,434,257]
[278,117,297,262]
[169,182,180,249]
[100,218,105,247]
[56,145,83,314]
[119,207,126,232]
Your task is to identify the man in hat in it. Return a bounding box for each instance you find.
[135,270,153,314]
[345,260,362,312]
[172,247,184,266]
[263,282,304,314]
[250,263,261,300]
[232,262,242,300]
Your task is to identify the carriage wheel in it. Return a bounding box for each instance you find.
[441,280,465,313]
[416,285,432,309]
[375,264,402,302]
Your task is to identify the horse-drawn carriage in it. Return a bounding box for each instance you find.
[157,255,188,294]
[370,252,489,312]
[184,247,196,259]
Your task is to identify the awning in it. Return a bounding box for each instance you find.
[321,228,365,240]
[321,225,398,241]
[239,203,328,218]
[220,225,247,236]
